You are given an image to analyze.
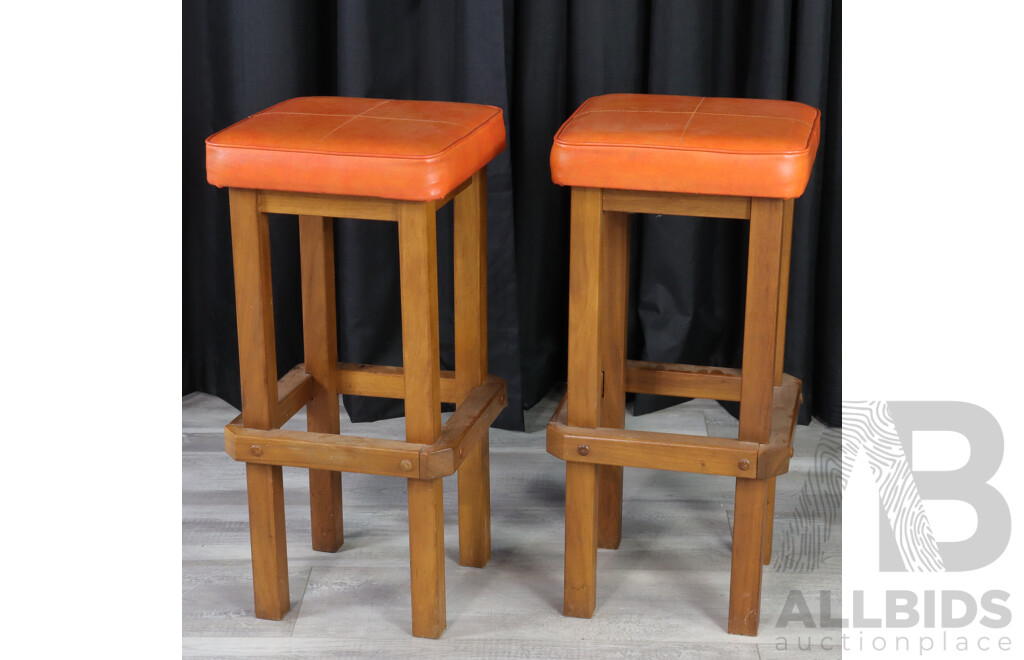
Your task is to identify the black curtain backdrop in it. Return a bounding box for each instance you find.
[183,0,841,430]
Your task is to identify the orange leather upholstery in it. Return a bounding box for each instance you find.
[207,97,506,201]
[550,94,820,198]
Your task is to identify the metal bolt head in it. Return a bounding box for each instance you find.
[738,458,751,471]
[399,459,413,472]
[577,444,590,456]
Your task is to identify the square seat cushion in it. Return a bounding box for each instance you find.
[550,94,820,198]
[207,97,506,201]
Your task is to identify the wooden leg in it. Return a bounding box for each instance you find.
[564,187,605,616]
[567,187,604,429]
[408,477,446,638]
[398,200,446,638]
[245,463,289,619]
[738,197,784,444]
[299,215,344,553]
[763,199,792,567]
[453,170,491,568]
[596,466,623,550]
[564,461,598,618]
[229,188,289,619]
[731,197,785,635]
[774,199,795,386]
[762,477,777,565]
[597,209,629,550]
[229,188,279,428]
[729,477,769,635]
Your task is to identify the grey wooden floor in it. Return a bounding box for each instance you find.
[183,392,840,659]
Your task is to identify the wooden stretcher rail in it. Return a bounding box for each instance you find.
[421,377,507,478]
[259,190,399,221]
[226,364,314,429]
[436,177,472,209]
[547,374,802,479]
[274,366,315,427]
[254,177,471,223]
[625,360,742,401]
[758,373,802,478]
[226,425,425,477]
[602,188,752,220]
[225,377,507,479]
[335,363,458,403]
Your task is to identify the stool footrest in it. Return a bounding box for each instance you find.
[225,376,506,479]
[224,364,315,430]
[275,366,315,428]
[547,374,801,479]
[625,360,742,402]
[336,363,458,403]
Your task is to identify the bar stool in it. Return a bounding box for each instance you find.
[546,94,820,635]
[205,97,508,638]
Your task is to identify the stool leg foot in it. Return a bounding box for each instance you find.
[762,477,776,565]
[309,470,343,552]
[597,465,623,549]
[564,461,598,618]
[457,436,491,567]
[246,463,290,620]
[408,478,446,638]
[728,477,768,635]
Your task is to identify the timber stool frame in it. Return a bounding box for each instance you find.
[206,97,507,639]
[546,93,820,636]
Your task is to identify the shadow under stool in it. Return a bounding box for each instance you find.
[205,96,508,638]
[546,93,821,635]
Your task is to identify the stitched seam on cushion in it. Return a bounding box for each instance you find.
[207,107,503,159]
[677,97,704,145]
[265,111,474,129]
[266,112,362,119]
[203,97,316,145]
[362,115,473,128]
[554,106,820,154]
[574,108,813,127]
[313,100,391,149]
[552,140,810,156]
[254,97,310,115]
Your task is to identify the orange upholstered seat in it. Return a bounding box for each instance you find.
[550,94,820,198]
[206,97,506,201]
